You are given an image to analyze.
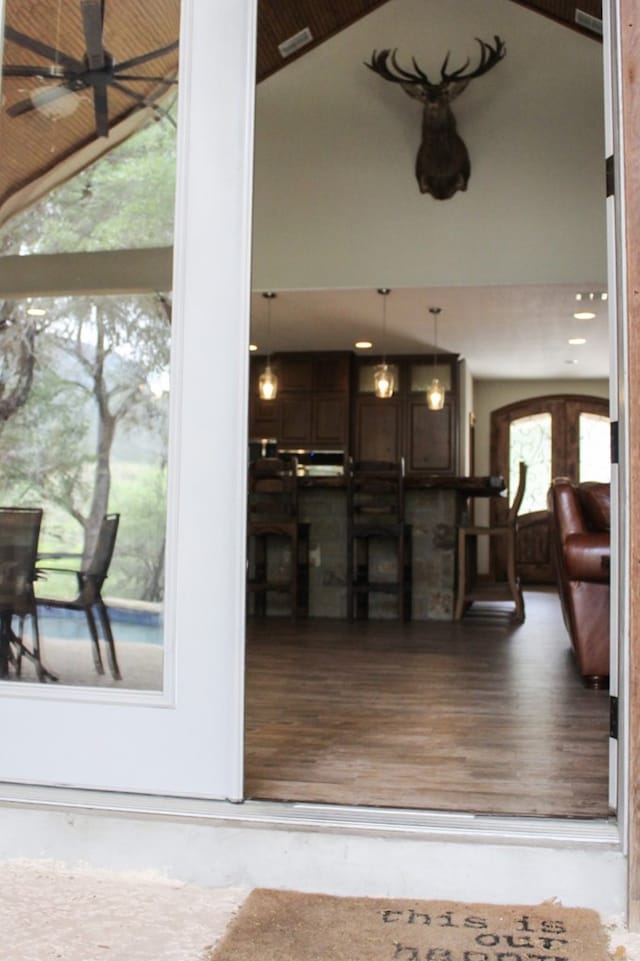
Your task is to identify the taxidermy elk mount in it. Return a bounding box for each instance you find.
[365,35,506,200]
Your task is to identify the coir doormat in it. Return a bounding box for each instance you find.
[209,888,610,961]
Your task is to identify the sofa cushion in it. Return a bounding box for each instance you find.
[577,482,610,532]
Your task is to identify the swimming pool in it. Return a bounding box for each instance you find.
[37,605,163,646]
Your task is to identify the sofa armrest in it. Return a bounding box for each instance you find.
[564,532,610,582]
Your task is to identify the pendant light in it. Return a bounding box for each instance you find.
[427,306,445,410]
[258,291,278,401]
[373,287,394,399]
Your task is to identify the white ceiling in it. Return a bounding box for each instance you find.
[249,284,610,381]
[250,0,609,382]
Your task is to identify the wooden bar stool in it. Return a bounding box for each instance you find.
[246,456,310,618]
[454,461,527,623]
[346,459,411,620]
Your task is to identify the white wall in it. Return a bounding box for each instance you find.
[252,0,605,292]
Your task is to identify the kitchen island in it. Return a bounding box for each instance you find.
[256,474,504,621]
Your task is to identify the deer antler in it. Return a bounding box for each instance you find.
[440,36,506,84]
[365,36,506,91]
[365,49,433,86]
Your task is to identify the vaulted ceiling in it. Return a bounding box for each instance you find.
[0,0,602,227]
[256,0,602,81]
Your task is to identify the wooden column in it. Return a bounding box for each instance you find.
[621,0,640,929]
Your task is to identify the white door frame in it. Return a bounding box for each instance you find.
[0,0,634,916]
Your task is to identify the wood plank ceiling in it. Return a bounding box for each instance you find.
[256,0,602,82]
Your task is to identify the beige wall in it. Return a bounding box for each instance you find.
[473,377,610,477]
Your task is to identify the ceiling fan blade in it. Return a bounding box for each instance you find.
[7,83,73,118]
[81,0,105,69]
[2,64,71,79]
[92,84,109,137]
[4,25,84,72]
[114,40,178,73]
[114,74,178,84]
[110,79,177,126]
[109,79,148,107]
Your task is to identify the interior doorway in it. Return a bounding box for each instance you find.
[490,394,610,584]
[244,0,614,821]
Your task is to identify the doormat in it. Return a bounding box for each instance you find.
[208,888,611,961]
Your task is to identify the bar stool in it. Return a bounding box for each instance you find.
[454,461,527,622]
[346,459,412,620]
[246,456,310,617]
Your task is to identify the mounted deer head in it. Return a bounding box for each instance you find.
[365,36,506,200]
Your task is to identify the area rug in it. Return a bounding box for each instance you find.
[209,888,611,961]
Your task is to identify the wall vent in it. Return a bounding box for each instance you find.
[574,9,603,35]
[278,27,314,59]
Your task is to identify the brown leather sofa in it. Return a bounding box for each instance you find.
[548,478,610,688]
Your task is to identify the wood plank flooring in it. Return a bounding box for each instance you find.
[244,589,610,818]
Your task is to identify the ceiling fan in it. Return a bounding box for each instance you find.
[2,0,178,138]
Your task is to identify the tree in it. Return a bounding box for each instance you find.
[0,302,38,425]
[0,292,170,574]
[0,110,175,594]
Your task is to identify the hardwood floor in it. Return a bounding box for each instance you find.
[244,589,610,818]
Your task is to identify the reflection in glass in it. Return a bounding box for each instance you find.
[509,412,552,513]
[579,412,611,483]
[0,3,179,688]
[0,293,169,689]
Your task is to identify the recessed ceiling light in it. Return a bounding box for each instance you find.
[355,340,373,350]
[574,311,596,320]
[249,343,258,352]
[568,337,587,345]
[575,291,607,303]
[26,307,46,317]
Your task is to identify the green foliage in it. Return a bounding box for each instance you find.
[108,463,168,601]
[0,113,175,604]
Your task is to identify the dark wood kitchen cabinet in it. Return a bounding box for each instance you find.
[352,355,459,475]
[249,352,350,448]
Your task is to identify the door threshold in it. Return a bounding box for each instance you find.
[0,781,621,848]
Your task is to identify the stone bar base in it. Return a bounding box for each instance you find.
[247,487,460,621]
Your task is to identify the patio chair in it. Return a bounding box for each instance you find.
[36,513,122,680]
[0,506,57,682]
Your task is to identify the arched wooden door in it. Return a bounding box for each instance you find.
[490,394,610,583]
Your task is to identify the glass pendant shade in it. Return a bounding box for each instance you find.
[374,362,394,399]
[427,377,445,410]
[427,306,445,410]
[258,291,278,400]
[259,363,278,400]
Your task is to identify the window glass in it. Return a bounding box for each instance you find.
[0,293,169,688]
[0,111,177,256]
[579,412,611,483]
[410,363,451,392]
[509,412,552,512]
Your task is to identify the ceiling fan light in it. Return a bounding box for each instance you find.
[31,84,80,119]
[374,363,394,398]
[427,378,445,410]
[259,364,278,401]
